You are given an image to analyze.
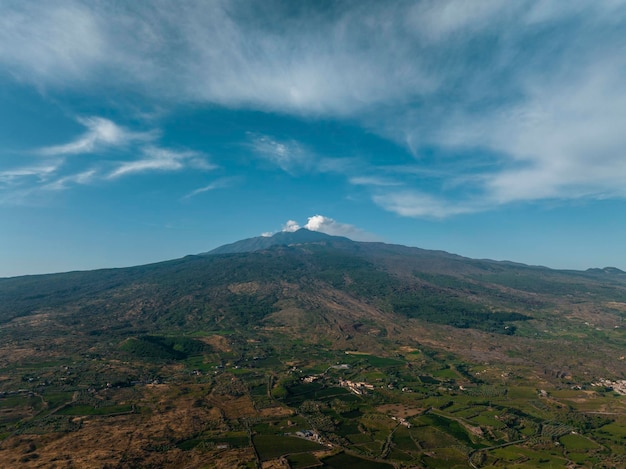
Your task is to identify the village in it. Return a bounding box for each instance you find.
[591,378,626,395]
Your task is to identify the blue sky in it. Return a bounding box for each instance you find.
[2,0,626,277]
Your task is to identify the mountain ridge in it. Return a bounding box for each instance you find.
[2,229,621,280]
[2,230,626,332]
[206,228,352,255]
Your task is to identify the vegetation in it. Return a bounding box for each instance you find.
[253,435,326,461]
[119,335,211,361]
[0,235,626,467]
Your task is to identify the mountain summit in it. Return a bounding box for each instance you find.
[208,228,351,255]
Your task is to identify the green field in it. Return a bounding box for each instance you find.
[321,452,394,468]
[559,432,600,451]
[253,435,326,461]
[286,452,322,468]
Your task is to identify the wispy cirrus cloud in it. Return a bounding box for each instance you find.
[0,116,213,204]
[248,134,358,176]
[348,176,403,187]
[0,2,107,85]
[0,161,61,184]
[39,117,155,156]
[248,135,311,173]
[373,191,482,219]
[108,147,215,179]
[182,177,238,199]
[0,159,67,205]
[42,170,97,191]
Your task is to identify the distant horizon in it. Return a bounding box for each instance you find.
[2,2,626,277]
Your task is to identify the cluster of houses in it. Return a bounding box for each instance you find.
[390,416,412,428]
[338,378,374,395]
[294,429,321,441]
[591,378,626,395]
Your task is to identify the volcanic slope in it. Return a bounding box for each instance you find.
[1,229,625,373]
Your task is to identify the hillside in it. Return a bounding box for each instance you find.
[1,231,626,467]
[2,230,625,345]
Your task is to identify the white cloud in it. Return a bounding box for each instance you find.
[248,135,310,173]
[182,177,237,199]
[0,159,67,205]
[282,220,301,232]
[39,117,154,156]
[423,57,626,210]
[0,161,61,184]
[349,176,403,187]
[407,0,512,42]
[373,191,479,219]
[0,120,218,205]
[0,2,107,85]
[376,2,626,216]
[276,215,376,241]
[1,115,214,204]
[109,147,214,179]
[304,215,378,241]
[248,134,359,177]
[0,1,440,117]
[43,170,97,191]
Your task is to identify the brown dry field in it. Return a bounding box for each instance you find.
[0,383,262,468]
[199,335,232,353]
[376,404,424,418]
